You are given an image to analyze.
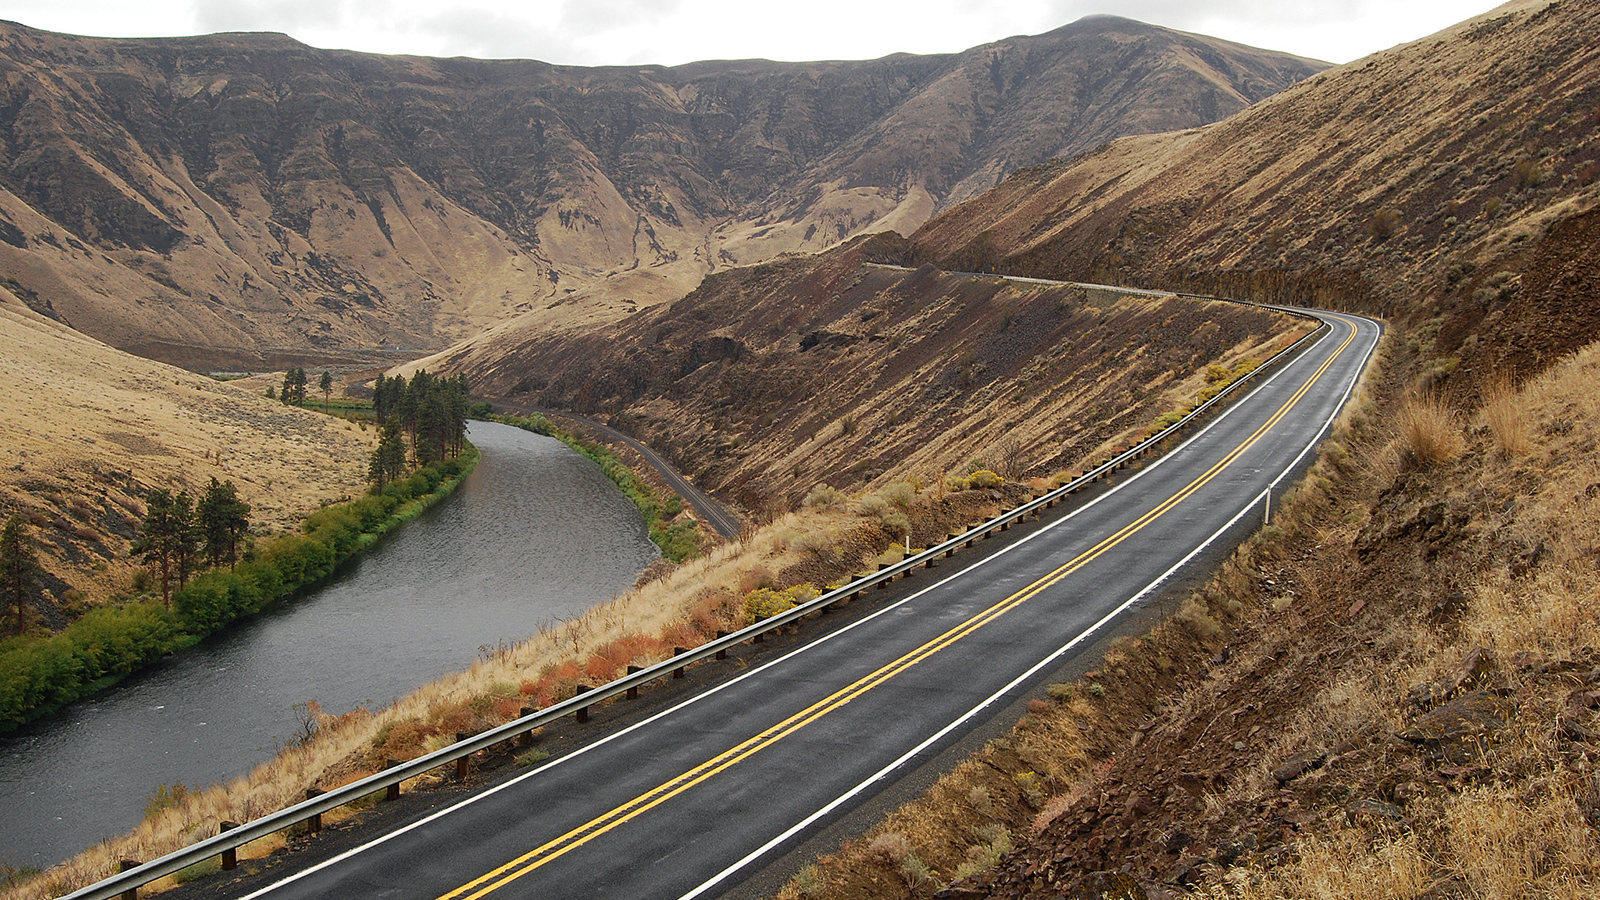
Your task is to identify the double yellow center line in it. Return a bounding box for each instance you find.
[438,318,1358,900]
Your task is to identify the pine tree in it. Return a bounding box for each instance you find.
[320,370,333,405]
[172,491,200,590]
[198,478,251,570]
[0,514,42,636]
[368,418,408,491]
[134,489,182,605]
[280,368,309,406]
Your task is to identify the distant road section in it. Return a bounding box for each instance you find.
[494,401,743,542]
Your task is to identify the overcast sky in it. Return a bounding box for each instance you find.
[0,0,1501,66]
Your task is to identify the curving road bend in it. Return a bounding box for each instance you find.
[228,309,1380,900]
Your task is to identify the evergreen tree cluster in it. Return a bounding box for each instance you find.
[132,479,251,606]
[370,371,472,482]
[280,367,308,406]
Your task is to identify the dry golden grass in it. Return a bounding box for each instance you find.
[1209,829,1429,900]
[1201,340,1600,900]
[1481,380,1534,458]
[0,293,373,604]
[1396,396,1464,469]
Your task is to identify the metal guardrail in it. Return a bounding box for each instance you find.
[62,299,1330,900]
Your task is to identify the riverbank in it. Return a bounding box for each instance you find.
[0,448,478,733]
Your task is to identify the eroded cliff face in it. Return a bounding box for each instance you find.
[0,17,1321,368]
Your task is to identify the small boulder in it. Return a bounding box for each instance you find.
[1161,858,1204,887]
[1408,647,1502,711]
[1456,647,1500,690]
[1397,691,1515,762]
[1215,833,1259,866]
[1271,749,1327,784]
[1347,799,1406,823]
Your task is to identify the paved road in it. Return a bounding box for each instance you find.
[495,403,744,542]
[230,309,1379,900]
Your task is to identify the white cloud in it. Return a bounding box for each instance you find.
[0,0,1505,65]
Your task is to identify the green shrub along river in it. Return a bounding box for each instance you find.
[0,450,478,731]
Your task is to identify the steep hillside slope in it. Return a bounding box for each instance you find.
[910,0,1599,393]
[737,4,1600,898]
[0,288,370,606]
[0,17,1320,368]
[453,236,1303,514]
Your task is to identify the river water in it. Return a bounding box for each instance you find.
[0,421,659,869]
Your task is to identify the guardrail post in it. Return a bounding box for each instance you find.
[945,533,957,557]
[454,738,471,781]
[575,687,594,723]
[385,759,403,798]
[673,647,687,679]
[118,860,139,900]
[877,563,890,588]
[304,788,325,833]
[517,710,536,746]
[716,631,729,657]
[219,821,239,870]
[626,666,642,699]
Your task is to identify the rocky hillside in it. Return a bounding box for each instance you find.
[0,287,371,607]
[0,17,1321,369]
[907,0,1600,396]
[452,235,1304,514]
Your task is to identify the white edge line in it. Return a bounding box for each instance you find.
[235,318,1342,899]
[1268,313,1381,492]
[676,317,1377,900]
[676,485,1276,900]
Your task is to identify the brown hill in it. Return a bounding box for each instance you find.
[0,18,1321,370]
[907,0,1600,394]
[455,236,1304,514]
[0,287,371,607]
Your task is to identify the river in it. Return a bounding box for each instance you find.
[0,421,659,869]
